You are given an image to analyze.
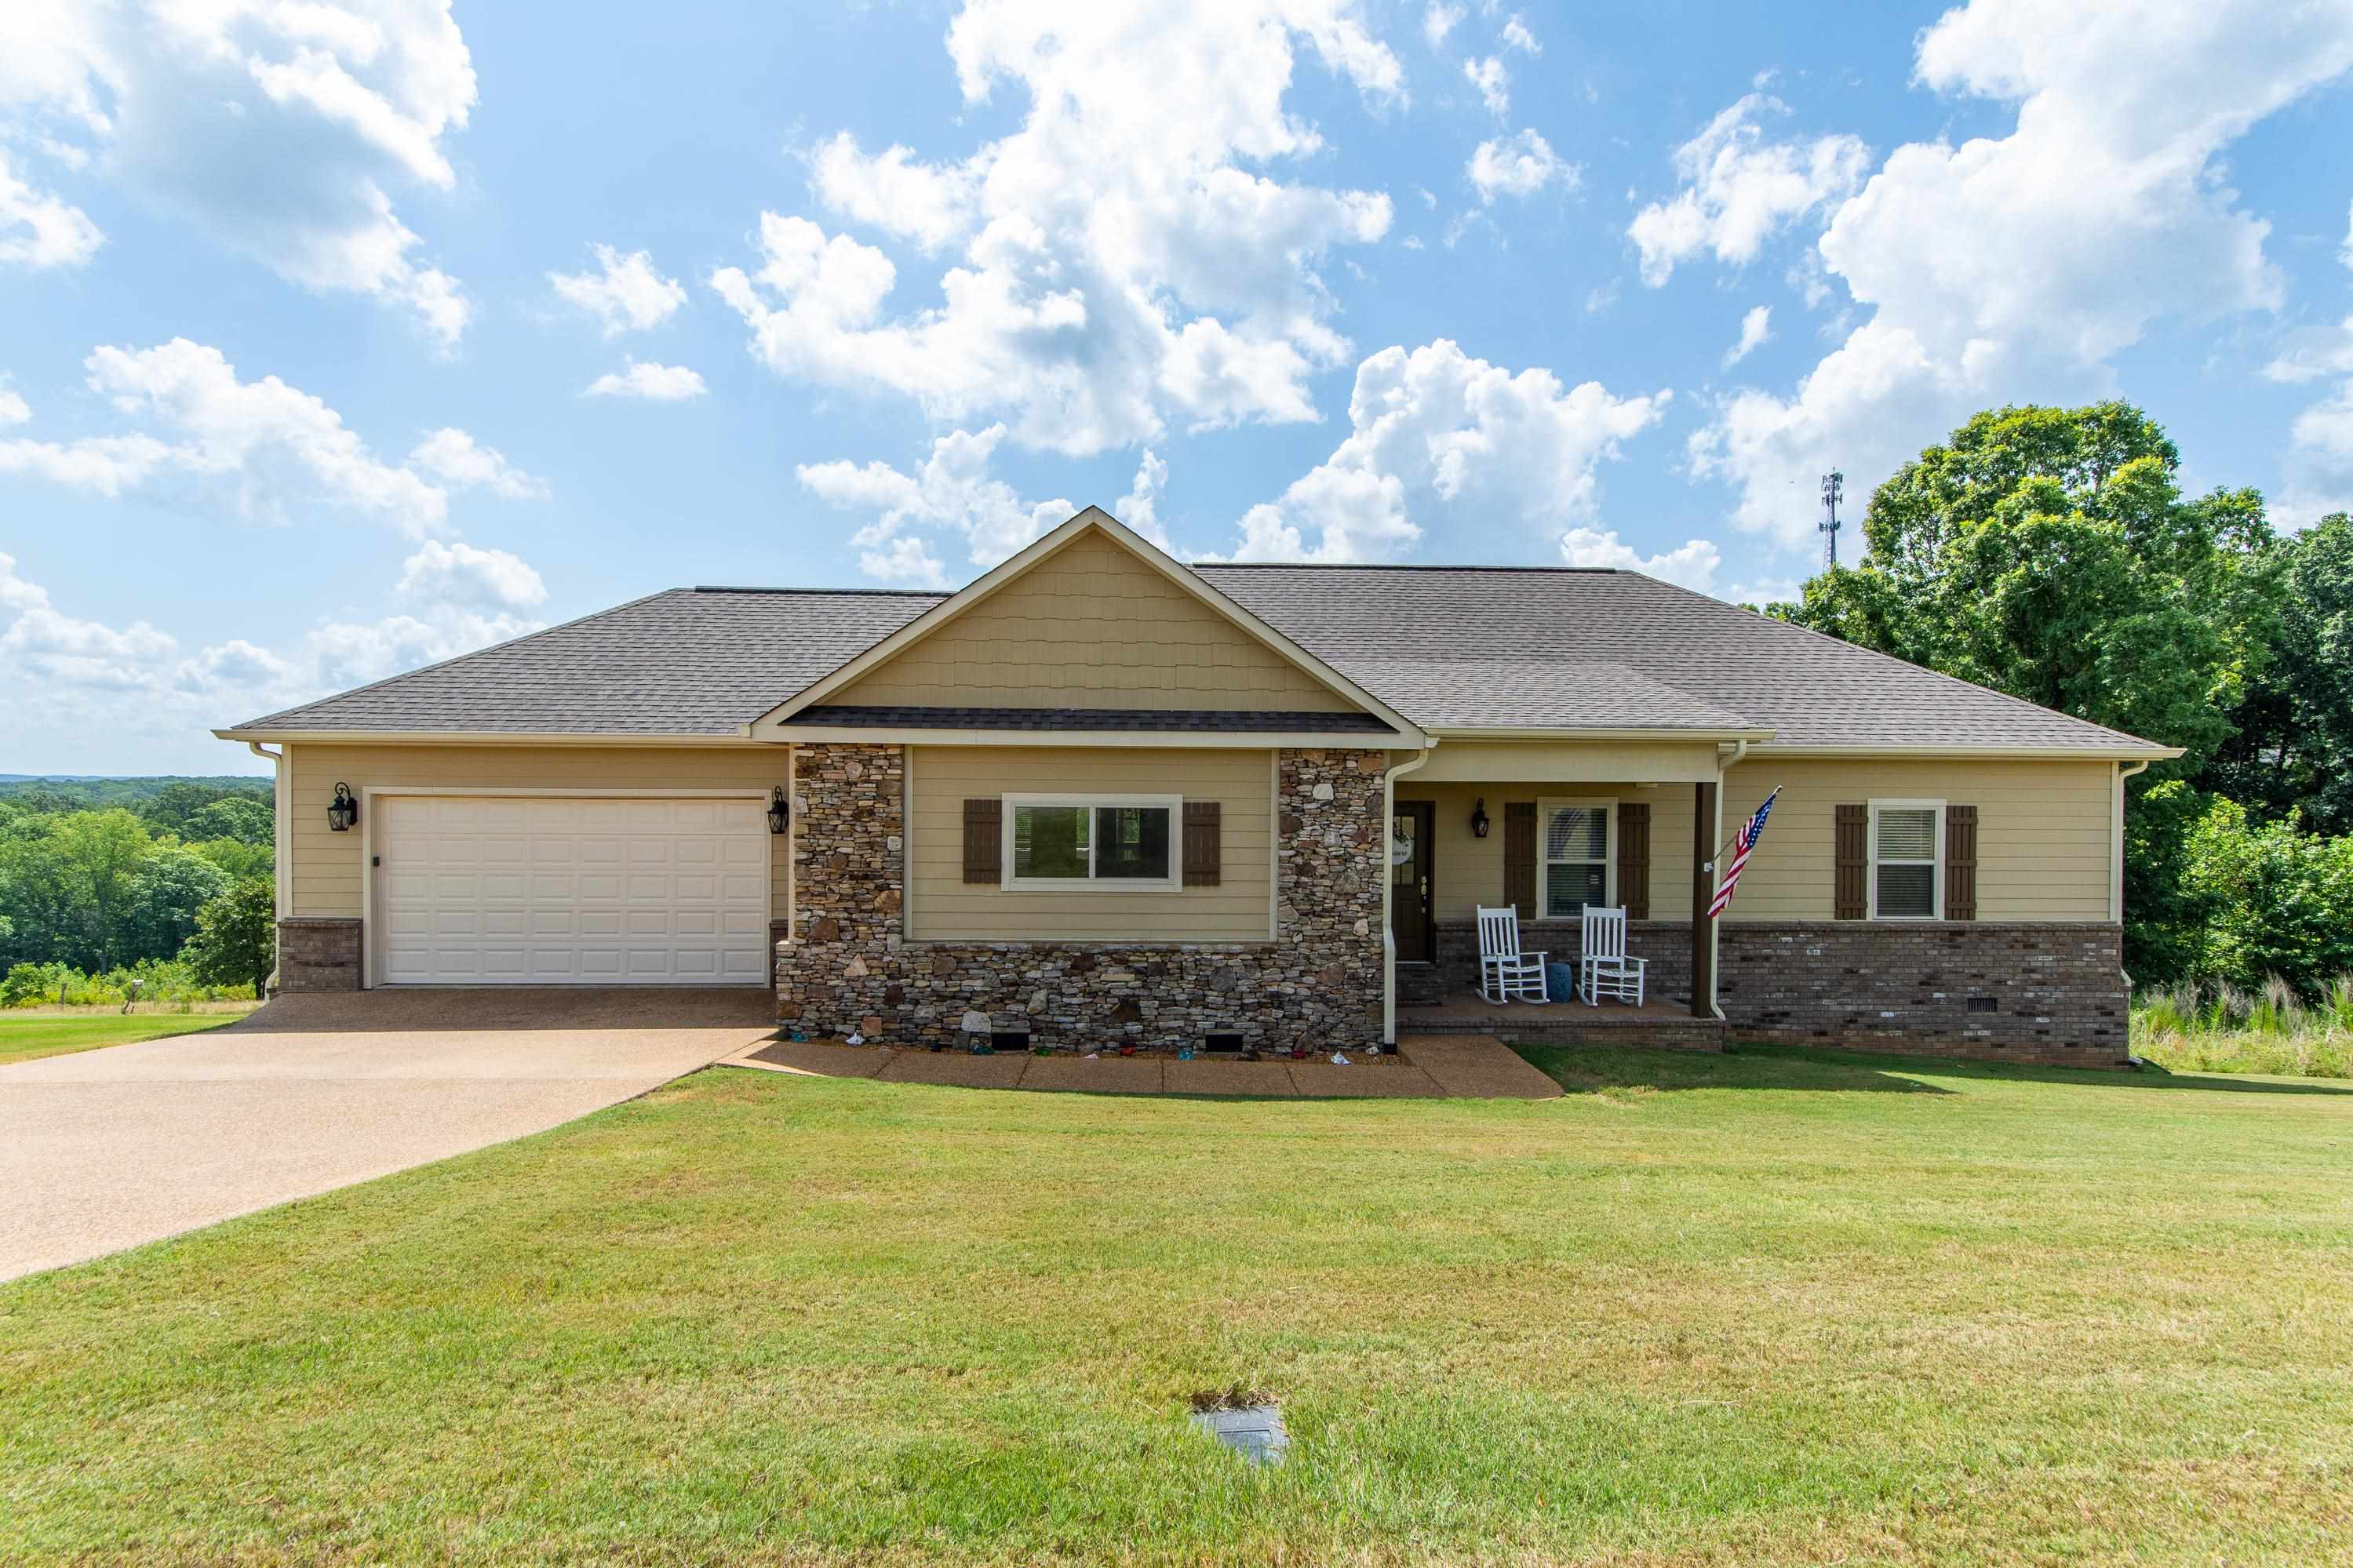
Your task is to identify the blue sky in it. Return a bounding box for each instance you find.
[5,0,2353,774]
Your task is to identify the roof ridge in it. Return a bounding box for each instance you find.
[1196,562,1623,574]
[690,585,950,597]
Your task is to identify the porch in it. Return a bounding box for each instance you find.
[1398,986,1727,1052]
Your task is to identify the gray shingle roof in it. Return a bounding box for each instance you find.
[228,588,942,735]
[1196,565,2160,751]
[228,566,2164,753]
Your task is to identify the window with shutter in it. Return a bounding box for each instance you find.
[1868,799,1944,919]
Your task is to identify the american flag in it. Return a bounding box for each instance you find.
[1708,786,1781,919]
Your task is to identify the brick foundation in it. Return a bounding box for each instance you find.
[1717,920,2129,1067]
[275,916,362,992]
[776,743,1387,1051]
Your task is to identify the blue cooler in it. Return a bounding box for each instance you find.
[1544,960,1576,1002]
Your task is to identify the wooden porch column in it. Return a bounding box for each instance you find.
[1690,780,1717,1020]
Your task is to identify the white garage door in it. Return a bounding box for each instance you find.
[376,795,770,985]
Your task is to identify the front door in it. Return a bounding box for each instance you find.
[1390,801,1435,963]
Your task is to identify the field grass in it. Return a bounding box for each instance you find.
[2134,979,2353,1077]
[0,1008,250,1066]
[4,1043,2351,1565]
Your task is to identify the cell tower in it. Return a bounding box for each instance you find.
[1818,469,1845,569]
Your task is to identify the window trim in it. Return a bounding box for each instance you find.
[1535,795,1616,921]
[1000,792,1182,892]
[1867,798,1945,922]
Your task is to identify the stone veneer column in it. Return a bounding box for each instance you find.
[775,742,1387,1051]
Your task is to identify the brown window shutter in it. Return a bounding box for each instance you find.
[1182,800,1222,886]
[962,798,1002,884]
[1834,803,1867,919]
[1944,804,1978,921]
[1617,802,1650,919]
[1504,802,1536,916]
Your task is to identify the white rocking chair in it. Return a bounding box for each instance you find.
[1476,905,1550,1003]
[1578,905,1646,1007]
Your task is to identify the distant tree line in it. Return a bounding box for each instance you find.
[1772,402,2353,996]
[0,778,278,1001]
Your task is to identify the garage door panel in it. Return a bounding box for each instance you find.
[377,795,768,986]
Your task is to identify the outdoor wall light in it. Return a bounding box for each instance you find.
[767,787,791,835]
[1470,798,1490,839]
[326,782,359,832]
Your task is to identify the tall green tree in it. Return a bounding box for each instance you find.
[48,809,153,973]
[2206,512,2353,834]
[184,879,277,999]
[1776,402,2278,772]
[127,844,232,963]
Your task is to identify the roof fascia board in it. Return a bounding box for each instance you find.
[769,726,1410,748]
[1743,742,2186,761]
[213,729,768,748]
[748,508,1429,745]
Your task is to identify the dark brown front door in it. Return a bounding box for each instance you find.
[1390,801,1435,963]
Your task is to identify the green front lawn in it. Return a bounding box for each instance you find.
[5,1046,2351,1565]
[0,1009,249,1066]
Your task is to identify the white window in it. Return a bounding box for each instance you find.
[1003,795,1180,890]
[1869,799,1943,919]
[1539,799,1614,920]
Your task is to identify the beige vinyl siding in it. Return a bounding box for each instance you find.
[909,746,1273,940]
[286,744,790,920]
[834,532,1356,714]
[1401,781,1699,922]
[1721,758,2112,921]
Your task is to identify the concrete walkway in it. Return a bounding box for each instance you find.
[0,988,774,1282]
[727,1032,1562,1100]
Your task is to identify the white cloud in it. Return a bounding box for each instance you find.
[0,543,545,750]
[0,338,536,535]
[1689,0,2353,549]
[796,424,1082,585]
[584,359,708,401]
[0,148,102,267]
[548,244,687,336]
[0,385,28,426]
[1557,527,1797,605]
[405,428,548,500]
[1628,94,1870,286]
[1422,2,1463,48]
[0,2,477,345]
[1468,129,1572,203]
[1501,15,1540,55]
[395,539,546,610]
[1723,304,1773,367]
[1463,56,1510,115]
[1220,338,1670,562]
[713,1,1402,457]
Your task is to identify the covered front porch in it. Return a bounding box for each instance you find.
[1390,737,1739,1046]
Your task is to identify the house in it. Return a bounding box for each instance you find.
[217,507,2179,1066]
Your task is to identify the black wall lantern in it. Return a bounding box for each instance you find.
[326,782,359,832]
[1470,798,1490,839]
[766,787,791,835]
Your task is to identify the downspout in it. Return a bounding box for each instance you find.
[246,740,288,993]
[1381,741,1438,1049]
[2112,759,2150,929]
[1709,739,1750,1022]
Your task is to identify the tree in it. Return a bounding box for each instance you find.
[185,796,274,846]
[2180,798,2353,995]
[2206,512,2353,835]
[1775,402,2278,773]
[47,809,154,973]
[184,879,277,999]
[140,781,270,841]
[190,837,274,882]
[127,844,231,964]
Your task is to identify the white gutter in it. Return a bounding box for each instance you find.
[246,740,289,991]
[2111,758,2151,926]
[1381,741,1438,1049]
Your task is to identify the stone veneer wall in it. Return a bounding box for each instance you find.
[275,916,361,993]
[776,742,1387,1050]
[1717,921,2129,1066]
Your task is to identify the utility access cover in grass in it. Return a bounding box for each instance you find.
[1190,1397,1288,1464]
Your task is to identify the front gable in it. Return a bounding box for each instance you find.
[756,509,1423,744]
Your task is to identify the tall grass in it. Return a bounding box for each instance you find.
[2133,975,2353,1078]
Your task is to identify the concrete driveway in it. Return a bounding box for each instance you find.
[0,988,774,1282]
